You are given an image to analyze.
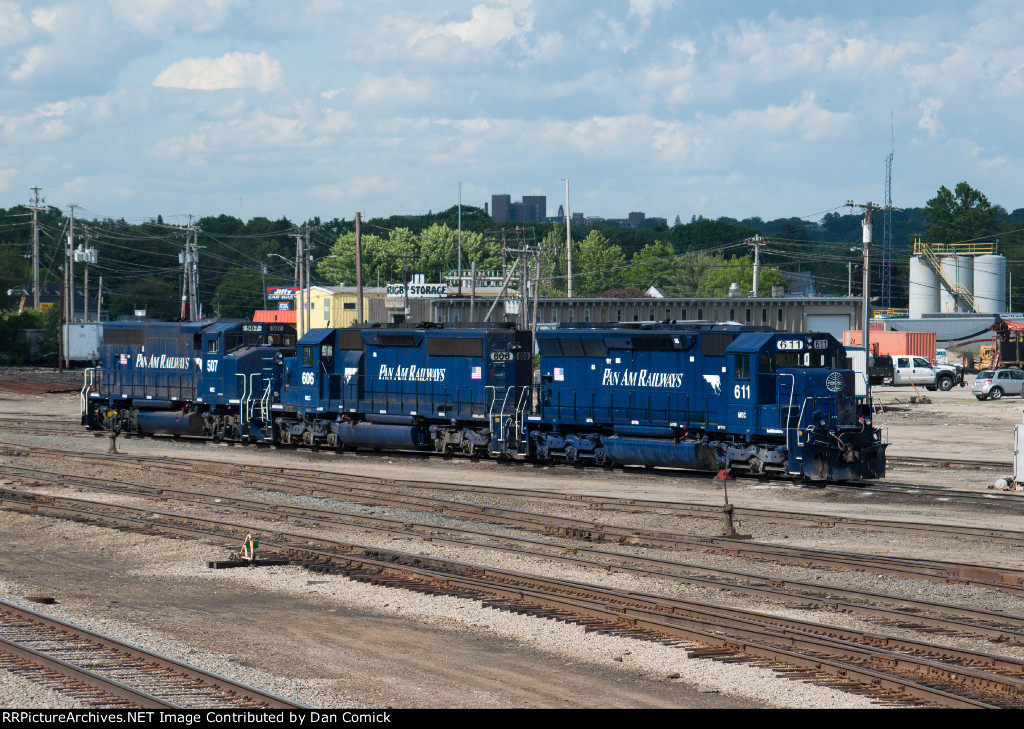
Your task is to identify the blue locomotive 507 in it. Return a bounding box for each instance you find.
[83,320,885,483]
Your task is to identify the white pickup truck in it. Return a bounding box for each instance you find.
[868,355,964,390]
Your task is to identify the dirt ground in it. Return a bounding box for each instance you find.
[0,375,1021,708]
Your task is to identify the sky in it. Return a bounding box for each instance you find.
[2,0,1024,228]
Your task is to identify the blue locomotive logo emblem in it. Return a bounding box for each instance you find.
[825,372,844,393]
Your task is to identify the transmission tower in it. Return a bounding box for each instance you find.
[881,116,894,310]
[881,150,894,309]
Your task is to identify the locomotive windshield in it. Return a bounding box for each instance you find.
[760,348,843,372]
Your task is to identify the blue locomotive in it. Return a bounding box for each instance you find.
[82,319,296,439]
[83,320,885,482]
[514,324,885,481]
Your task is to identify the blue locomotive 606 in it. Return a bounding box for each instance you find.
[83,320,885,483]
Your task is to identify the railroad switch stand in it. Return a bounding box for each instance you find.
[720,482,751,540]
[206,534,289,569]
[240,533,258,562]
[107,410,120,454]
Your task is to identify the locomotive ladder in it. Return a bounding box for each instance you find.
[487,386,522,455]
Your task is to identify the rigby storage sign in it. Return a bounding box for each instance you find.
[386,283,449,298]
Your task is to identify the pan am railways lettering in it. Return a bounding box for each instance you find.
[377,364,446,382]
[134,354,195,370]
[601,369,686,388]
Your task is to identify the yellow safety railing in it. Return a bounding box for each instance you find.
[872,308,909,319]
[912,238,979,312]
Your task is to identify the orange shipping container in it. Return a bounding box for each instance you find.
[842,330,936,360]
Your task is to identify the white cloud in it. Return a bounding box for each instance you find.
[354,73,434,107]
[108,0,239,34]
[916,97,943,138]
[153,52,283,92]
[30,7,60,32]
[438,4,525,50]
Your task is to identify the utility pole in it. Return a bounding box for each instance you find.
[457,182,463,296]
[67,205,77,324]
[81,227,90,322]
[846,200,900,359]
[355,213,364,324]
[745,235,765,297]
[28,186,43,310]
[469,261,477,322]
[563,178,573,298]
[486,227,539,330]
[293,232,304,337]
[304,226,312,334]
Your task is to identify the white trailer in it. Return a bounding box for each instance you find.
[62,323,102,364]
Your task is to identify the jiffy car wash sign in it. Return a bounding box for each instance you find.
[267,287,298,301]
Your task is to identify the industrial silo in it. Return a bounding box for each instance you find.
[909,256,940,318]
[973,254,1007,314]
[940,255,974,313]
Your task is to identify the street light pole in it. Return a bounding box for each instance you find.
[847,200,900,359]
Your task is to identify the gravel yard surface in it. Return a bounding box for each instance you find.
[1,376,1022,709]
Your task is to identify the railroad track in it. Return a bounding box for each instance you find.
[7,461,1024,646]
[8,455,1024,598]
[5,441,1024,706]
[0,599,304,709]
[6,441,1024,544]
[2,487,1020,708]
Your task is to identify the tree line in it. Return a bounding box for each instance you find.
[1,181,1023,362]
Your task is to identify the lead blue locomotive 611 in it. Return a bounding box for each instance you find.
[83,320,885,483]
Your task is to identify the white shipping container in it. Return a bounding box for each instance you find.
[63,323,102,363]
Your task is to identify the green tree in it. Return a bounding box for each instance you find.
[214,267,266,318]
[626,240,677,290]
[572,231,627,296]
[924,182,999,243]
[695,253,786,298]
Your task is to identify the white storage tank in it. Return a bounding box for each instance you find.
[940,255,974,312]
[973,254,1006,314]
[909,256,940,318]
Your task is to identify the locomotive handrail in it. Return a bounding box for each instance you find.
[259,376,273,427]
[236,376,246,427]
[248,373,261,423]
[80,367,100,419]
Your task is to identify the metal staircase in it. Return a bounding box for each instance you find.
[912,238,996,313]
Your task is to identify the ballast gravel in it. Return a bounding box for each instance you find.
[0,513,879,709]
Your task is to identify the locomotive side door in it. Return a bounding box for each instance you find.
[727,352,756,435]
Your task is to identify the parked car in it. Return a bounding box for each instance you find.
[972,368,1024,400]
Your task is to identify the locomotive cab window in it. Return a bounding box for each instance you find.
[734,355,750,380]
[226,333,243,352]
[302,346,315,367]
[207,338,220,354]
[321,344,334,367]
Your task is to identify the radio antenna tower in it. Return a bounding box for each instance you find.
[881,115,894,309]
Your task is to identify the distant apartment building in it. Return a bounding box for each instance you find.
[490,193,546,223]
